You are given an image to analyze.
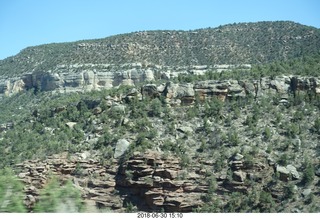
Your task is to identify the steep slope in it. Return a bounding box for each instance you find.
[0,21,319,77]
[1,74,320,212]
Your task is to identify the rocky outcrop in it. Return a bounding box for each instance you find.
[116,150,204,212]
[0,64,226,97]
[276,164,300,182]
[1,60,320,103]
[0,77,25,96]
[194,80,245,102]
[164,82,195,105]
[222,153,274,194]
[134,76,320,106]
[15,152,122,212]
[15,149,278,212]
[15,150,205,212]
[114,139,130,159]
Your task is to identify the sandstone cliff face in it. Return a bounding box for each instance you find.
[0,64,188,96]
[140,76,320,106]
[0,64,253,97]
[1,63,319,103]
[15,152,122,212]
[1,68,154,95]
[16,149,273,212]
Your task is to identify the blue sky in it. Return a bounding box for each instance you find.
[0,0,319,60]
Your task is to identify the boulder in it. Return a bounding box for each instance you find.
[124,88,141,102]
[233,153,244,161]
[26,194,36,203]
[228,80,245,97]
[141,84,159,99]
[143,69,155,81]
[176,126,193,134]
[65,122,77,129]
[92,106,103,115]
[25,194,36,208]
[80,151,91,160]
[270,76,290,93]
[164,82,194,101]
[0,122,14,132]
[18,172,28,178]
[233,170,246,182]
[114,139,130,158]
[157,84,166,93]
[291,208,301,213]
[302,188,312,197]
[276,165,300,181]
[276,165,290,182]
[286,165,300,180]
[164,193,202,212]
[194,80,228,101]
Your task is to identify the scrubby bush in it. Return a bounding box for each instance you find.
[34,177,83,212]
[302,161,315,186]
[0,168,26,212]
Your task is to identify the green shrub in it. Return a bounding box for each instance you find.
[258,191,275,212]
[302,161,315,186]
[148,98,163,117]
[228,130,239,146]
[285,123,300,138]
[263,127,272,141]
[283,183,296,200]
[179,154,191,168]
[313,118,320,134]
[0,168,26,212]
[34,177,83,212]
[204,97,223,119]
[278,153,289,166]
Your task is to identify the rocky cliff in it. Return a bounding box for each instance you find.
[0,64,252,97]
[16,149,275,212]
[1,62,320,104]
[141,75,320,105]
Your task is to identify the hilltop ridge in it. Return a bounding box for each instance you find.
[0,21,319,77]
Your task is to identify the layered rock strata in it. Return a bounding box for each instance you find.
[15,150,275,212]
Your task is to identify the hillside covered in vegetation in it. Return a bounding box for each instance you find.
[0,21,320,77]
[0,21,320,213]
